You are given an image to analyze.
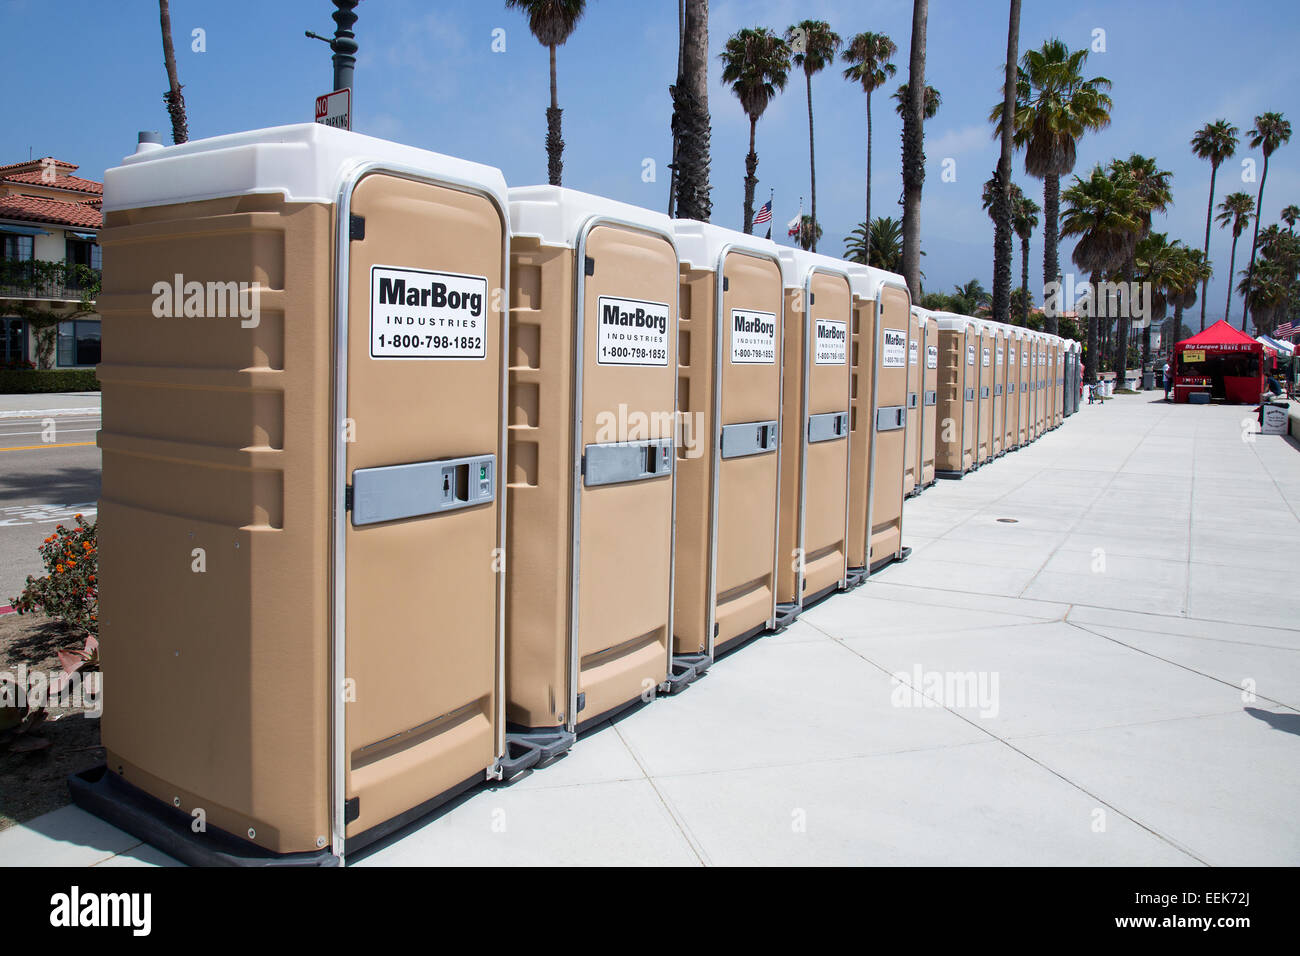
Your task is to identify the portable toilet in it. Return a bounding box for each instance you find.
[934,312,976,478]
[1036,332,1048,437]
[775,249,853,615]
[77,124,519,866]
[846,263,910,575]
[1050,335,1060,426]
[1000,325,1017,453]
[1045,336,1057,428]
[505,186,678,746]
[990,322,1006,458]
[1016,329,1031,445]
[670,221,784,661]
[1067,340,1081,415]
[973,319,993,467]
[917,307,938,490]
[902,304,921,496]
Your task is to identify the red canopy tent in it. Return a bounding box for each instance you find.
[1173,320,1265,404]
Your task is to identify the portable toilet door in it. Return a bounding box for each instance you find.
[670,221,784,662]
[504,186,678,744]
[1036,334,1048,437]
[973,319,993,466]
[1055,340,1066,426]
[903,305,921,496]
[991,324,1006,457]
[776,250,853,614]
[1046,337,1058,427]
[848,265,911,572]
[846,265,877,580]
[85,124,515,866]
[935,313,971,477]
[1017,330,1031,444]
[1001,326,1017,453]
[920,310,939,489]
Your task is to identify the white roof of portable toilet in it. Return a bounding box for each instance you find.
[844,261,908,302]
[104,122,509,215]
[508,184,673,249]
[777,246,854,289]
[671,219,781,272]
[934,311,974,332]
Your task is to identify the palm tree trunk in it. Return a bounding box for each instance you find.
[806,70,817,252]
[676,0,712,222]
[1242,154,1270,330]
[743,117,758,234]
[546,44,563,186]
[1042,173,1060,335]
[864,91,873,262]
[901,0,929,300]
[667,0,684,216]
[1199,162,1218,330]
[1084,270,1099,383]
[159,0,188,144]
[1114,294,1130,388]
[992,0,1021,325]
[1225,233,1240,323]
[1020,235,1030,325]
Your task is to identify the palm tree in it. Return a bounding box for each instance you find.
[842,32,897,260]
[1060,164,1142,383]
[901,0,929,299]
[720,28,791,233]
[158,0,188,144]
[991,0,1023,326]
[1190,119,1238,330]
[1109,155,1172,377]
[505,0,588,186]
[951,279,991,315]
[1282,204,1300,232]
[1012,190,1040,326]
[1215,191,1256,324]
[891,83,941,118]
[786,20,841,252]
[795,215,822,252]
[1242,112,1293,328]
[991,39,1112,335]
[845,216,904,271]
[673,0,712,221]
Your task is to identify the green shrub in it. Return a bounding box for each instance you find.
[0,369,100,393]
[9,514,98,637]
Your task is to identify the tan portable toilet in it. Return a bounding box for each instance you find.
[77,124,520,866]
[902,305,921,496]
[1053,337,1065,427]
[775,249,852,615]
[918,308,938,490]
[934,313,975,477]
[1017,329,1031,445]
[845,263,910,576]
[671,220,784,660]
[1026,332,1039,440]
[1040,332,1050,437]
[505,186,678,744]
[973,319,993,467]
[1001,326,1018,453]
[991,323,1006,458]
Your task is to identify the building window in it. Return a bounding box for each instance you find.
[56,319,100,367]
[65,237,101,270]
[2,233,34,262]
[1,317,27,365]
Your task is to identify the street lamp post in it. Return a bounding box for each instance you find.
[306,0,359,93]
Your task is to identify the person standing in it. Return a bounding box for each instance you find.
[1162,360,1172,400]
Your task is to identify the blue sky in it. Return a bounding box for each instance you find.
[4,0,1298,326]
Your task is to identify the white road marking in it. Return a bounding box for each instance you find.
[0,407,100,420]
[0,503,97,527]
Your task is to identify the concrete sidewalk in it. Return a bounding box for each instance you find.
[3,393,1297,866]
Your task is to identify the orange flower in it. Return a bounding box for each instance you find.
[56,564,64,573]
[74,513,82,520]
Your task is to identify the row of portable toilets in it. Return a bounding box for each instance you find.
[73,124,1081,866]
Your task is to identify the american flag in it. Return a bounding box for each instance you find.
[753,199,772,225]
[1276,321,1295,339]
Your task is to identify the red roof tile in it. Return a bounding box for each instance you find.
[0,194,102,229]
[0,157,77,176]
[1,171,102,195]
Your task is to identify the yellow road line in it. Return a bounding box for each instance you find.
[0,441,98,452]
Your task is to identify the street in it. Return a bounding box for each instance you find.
[0,396,100,604]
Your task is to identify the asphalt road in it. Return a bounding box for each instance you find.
[0,411,101,604]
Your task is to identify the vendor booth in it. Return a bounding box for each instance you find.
[1173,320,1265,404]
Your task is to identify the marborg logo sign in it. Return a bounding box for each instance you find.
[817,322,847,343]
[734,313,775,338]
[602,301,668,335]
